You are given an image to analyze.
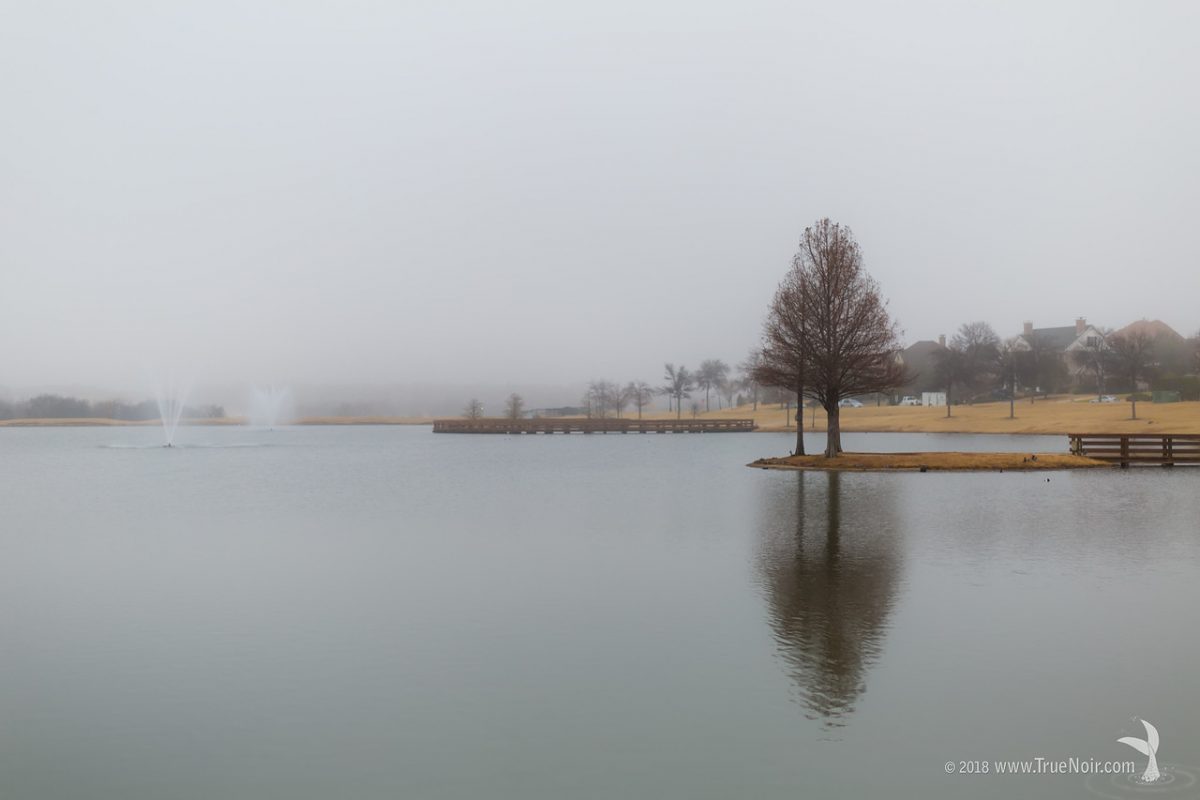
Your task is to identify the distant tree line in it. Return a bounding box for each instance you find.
[0,395,225,421]
[930,321,1200,420]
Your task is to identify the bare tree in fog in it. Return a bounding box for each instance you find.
[932,345,965,418]
[1106,330,1156,419]
[696,359,730,412]
[954,322,1001,401]
[662,364,693,420]
[721,377,737,409]
[626,381,655,419]
[1072,330,1112,400]
[1024,332,1070,400]
[755,265,810,455]
[463,398,484,419]
[504,393,525,420]
[999,337,1023,419]
[935,321,1000,417]
[584,380,625,419]
[584,381,606,419]
[738,350,763,411]
[611,383,631,418]
[761,219,906,457]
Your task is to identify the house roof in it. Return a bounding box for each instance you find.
[902,340,945,357]
[1023,326,1084,351]
[899,340,946,392]
[1114,319,1184,342]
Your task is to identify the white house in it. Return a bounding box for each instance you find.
[1011,317,1105,355]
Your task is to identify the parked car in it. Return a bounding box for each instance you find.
[899,396,921,406]
[1089,395,1118,404]
[838,398,864,408]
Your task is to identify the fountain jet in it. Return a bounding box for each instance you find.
[249,385,293,430]
[154,377,191,447]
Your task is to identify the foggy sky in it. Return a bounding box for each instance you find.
[3,1,1198,394]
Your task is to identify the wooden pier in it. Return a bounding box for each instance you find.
[433,418,757,434]
[1069,433,1200,467]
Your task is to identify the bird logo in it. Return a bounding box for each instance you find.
[1117,719,1161,783]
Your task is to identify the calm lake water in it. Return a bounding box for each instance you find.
[2,425,1199,799]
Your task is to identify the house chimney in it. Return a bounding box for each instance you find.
[1075,317,1086,335]
[1023,321,1033,337]
[938,334,946,348]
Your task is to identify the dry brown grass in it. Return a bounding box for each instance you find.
[751,451,1111,472]
[656,397,1200,435]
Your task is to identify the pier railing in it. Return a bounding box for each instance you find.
[433,418,757,434]
[1068,433,1200,467]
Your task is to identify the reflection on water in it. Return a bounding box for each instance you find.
[756,472,902,726]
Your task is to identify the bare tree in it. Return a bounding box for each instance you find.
[754,264,811,455]
[935,321,1000,417]
[720,377,737,409]
[662,364,693,420]
[504,393,524,420]
[1072,330,1111,400]
[611,383,631,418]
[626,381,655,419]
[1106,330,1156,420]
[1024,332,1069,400]
[738,350,764,410]
[954,321,1001,401]
[463,398,484,419]
[782,219,906,457]
[999,337,1023,419]
[695,359,730,412]
[585,380,621,419]
[932,346,965,418]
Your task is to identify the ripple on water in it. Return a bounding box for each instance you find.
[1085,764,1199,798]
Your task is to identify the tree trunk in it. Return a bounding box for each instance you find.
[1131,396,1137,420]
[825,402,842,457]
[946,384,952,418]
[794,388,805,455]
[676,394,682,420]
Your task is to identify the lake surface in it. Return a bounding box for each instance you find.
[2,425,1198,799]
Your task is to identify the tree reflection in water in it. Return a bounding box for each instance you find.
[756,471,903,726]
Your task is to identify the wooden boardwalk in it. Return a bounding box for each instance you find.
[1069,433,1200,467]
[433,418,757,434]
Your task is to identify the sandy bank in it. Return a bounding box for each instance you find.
[749,452,1112,472]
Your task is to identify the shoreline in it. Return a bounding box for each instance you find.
[0,416,434,428]
[1,396,1196,435]
[750,452,1113,472]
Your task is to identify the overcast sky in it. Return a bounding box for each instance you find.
[3,0,1197,393]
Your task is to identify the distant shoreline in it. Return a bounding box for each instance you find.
[2,397,1196,436]
[0,416,433,428]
